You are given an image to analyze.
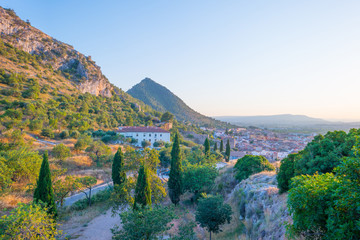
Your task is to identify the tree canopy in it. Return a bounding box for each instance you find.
[195,195,232,240]
[234,155,275,181]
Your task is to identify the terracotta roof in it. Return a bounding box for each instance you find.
[117,126,170,133]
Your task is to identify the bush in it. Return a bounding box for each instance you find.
[41,128,54,138]
[141,140,151,148]
[277,154,297,193]
[234,155,275,181]
[92,130,106,138]
[287,157,360,239]
[153,141,165,148]
[70,130,80,139]
[52,144,71,162]
[70,188,113,211]
[29,119,43,131]
[0,203,61,239]
[59,130,69,139]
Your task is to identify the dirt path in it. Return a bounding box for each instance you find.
[63,208,121,240]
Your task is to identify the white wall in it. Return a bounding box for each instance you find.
[119,132,170,147]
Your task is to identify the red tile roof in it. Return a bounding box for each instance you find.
[117,126,170,133]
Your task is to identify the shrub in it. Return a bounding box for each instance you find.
[234,155,275,181]
[70,130,80,139]
[41,128,54,138]
[29,119,43,131]
[277,154,297,193]
[0,203,61,239]
[59,130,69,139]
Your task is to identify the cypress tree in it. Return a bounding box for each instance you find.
[213,142,218,152]
[220,139,224,152]
[204,138,210,155]
[33,151,57,216]
[112,147,126,186]
[168,133,183,205]
[225,140,231,162]
[133,165,151,209]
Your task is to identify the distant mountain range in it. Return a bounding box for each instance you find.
[214,114,360,133]
[215,114,330,126]
[127,78,231,128]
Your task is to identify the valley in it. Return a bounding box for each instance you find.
[1,4,360,240]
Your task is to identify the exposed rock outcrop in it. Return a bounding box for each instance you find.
[228,171,290,240]
[0,7,112,97]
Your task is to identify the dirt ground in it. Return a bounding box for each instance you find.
[61,208,120,240]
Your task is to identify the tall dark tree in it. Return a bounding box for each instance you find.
[112,147,126,186]
[168,133,183,205]
[213,142,217,152]
[204,138,210,155]
[33,151,57,216]
[219,139,224,152]
[225,140,231,162]
[133,165,151,209]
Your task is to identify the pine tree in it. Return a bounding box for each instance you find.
[112,147,126,186]
[213,142,218,152]
[225,140,231,162]
[33,151,57,216]
[204,138,210,155]
[133,165,152,209]
[220,139,224,152]
[168,133,183,205]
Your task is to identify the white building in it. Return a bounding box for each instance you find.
[117,126,171,147]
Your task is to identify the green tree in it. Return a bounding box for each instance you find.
[219,139,224,152]
[33,151,57,216]
[0,203,61,240]
[204,138,210,155]
[168,133,183,205]
[41,127,54,138]
[112,205,176,240]
[112,147,126,186]
[183,164,218,201]
[141,140,151,148]
[277,154,297,193]
[53,175,82,207]
[86,140,111,165]
[52,143,71,162]
[59,130,69,139]
[172,221,197,240]
[234,155,275,181]
[124,147,166,204]
[225,140,231,162]
[0,156,12,192]
[213,142,217,152]
[161,111,174,123]
[133,165,152,209]
[195,195,232,240]
[74,134,93,151]
[287,157,360,239]
[125,116,134,126]
[78,176,97,207]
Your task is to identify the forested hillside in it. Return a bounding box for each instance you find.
[127,78,232,128]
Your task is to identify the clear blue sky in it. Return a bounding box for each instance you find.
[2,1,360,121]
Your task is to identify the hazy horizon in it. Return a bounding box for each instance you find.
[2,0,360,120]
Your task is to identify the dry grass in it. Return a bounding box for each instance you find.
[66,155,93,168]
[0,193,32,209]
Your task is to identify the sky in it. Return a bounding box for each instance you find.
[2,1,360,121]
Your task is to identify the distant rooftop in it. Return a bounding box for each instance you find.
[117,126,169,133]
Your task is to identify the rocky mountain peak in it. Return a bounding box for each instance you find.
[0,7,112,97]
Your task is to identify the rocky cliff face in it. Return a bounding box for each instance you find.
[0,7,112,97]
[228,172,290,240]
